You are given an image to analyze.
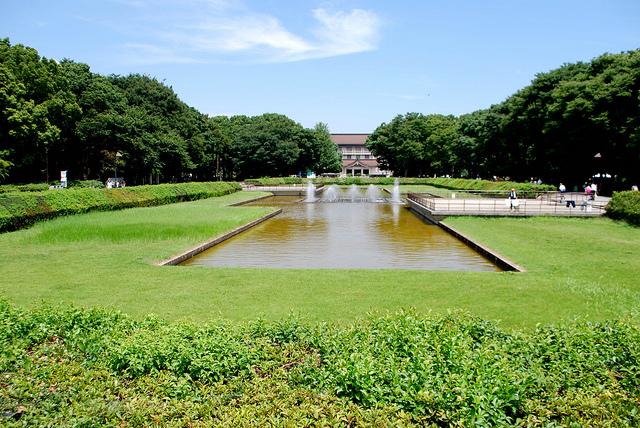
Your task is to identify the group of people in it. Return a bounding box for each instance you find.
[507,181,600,211]
[557,182,597,200]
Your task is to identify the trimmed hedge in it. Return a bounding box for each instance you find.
[1,301,639,426]
[0,183,50,193]
[408,177,555,192]
[0,182,240,232]
[245,177,304,185]
[606,191,640,226]
[246,176,554,192]
[68,180,105,189]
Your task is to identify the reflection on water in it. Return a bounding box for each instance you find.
[183,196,500,271]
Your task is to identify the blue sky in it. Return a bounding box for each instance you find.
[3,0,639,132]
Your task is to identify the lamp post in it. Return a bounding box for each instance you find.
[114,151,122,179]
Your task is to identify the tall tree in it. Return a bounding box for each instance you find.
[312,122,342,174]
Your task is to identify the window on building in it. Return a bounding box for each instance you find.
[346,169,353,175]
[363,169,370,175]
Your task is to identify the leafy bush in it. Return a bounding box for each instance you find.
[606,191,640,226]
[0,182,240,232]
[1,302,639,426]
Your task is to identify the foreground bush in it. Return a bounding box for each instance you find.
[0,182,240,232]
[1,301,639,426]
[606,191,640,226]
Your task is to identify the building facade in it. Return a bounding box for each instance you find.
[330,134,390,177]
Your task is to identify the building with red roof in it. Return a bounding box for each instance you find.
[330,134,391,177]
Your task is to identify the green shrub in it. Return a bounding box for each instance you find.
[0,182,240,232]
[606,191,640,226]
[2,301,639,426]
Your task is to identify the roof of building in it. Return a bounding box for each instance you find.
[330,134,370,146]
[342,159,379,168]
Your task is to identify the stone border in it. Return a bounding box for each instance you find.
[158,208,282,266]
[230,193,274,206]
[438,221,526,272]
[408,198,525,272]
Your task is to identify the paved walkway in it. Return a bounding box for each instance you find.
[408,193,608,218]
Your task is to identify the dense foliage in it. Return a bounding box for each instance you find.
[606,191,640,226]
[0,39,340,184]
[0,181,239,232]
[367,50,640,189]
[1,301,639,426]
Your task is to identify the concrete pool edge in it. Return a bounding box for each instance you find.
[407,198,524,272]
[438,221,526,272]
[230,193,274,206]
[158,208,283,266]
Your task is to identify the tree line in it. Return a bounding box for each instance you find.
[367,49,640,189]
[0,39,341,184]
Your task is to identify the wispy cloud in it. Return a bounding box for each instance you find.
[116,1,381,64]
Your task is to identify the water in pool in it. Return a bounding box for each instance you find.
[183,195,500,271]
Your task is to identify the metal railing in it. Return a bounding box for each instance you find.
[407,192,606,217]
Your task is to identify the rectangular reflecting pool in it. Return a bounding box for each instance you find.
[182,196,500,271]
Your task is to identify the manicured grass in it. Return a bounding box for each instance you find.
[1,192,639,329]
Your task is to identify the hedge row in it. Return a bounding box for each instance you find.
[244,177,304,185]
[410,177,555,192]
[606,191,640,226]
[245,176,554,192]
[0,180,108,194]
[0,183,51,193]
[0,182,240,232]
[2,301,639,426]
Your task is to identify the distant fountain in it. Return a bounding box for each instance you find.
[366,184,382,202]
[305,181,316,202]
[390,178,402,204]
[348,184,360,201]
[392,203,400,225]
[322,184,340,202]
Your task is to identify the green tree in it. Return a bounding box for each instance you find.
[312,122,342,174]
[230,114,303,179]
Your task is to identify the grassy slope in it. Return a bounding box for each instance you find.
[1,191,639,329]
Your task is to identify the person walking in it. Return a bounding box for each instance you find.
[509,188,518,211]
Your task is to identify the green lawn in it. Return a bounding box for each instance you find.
[1,191,639,329]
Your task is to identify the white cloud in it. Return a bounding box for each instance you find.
[174,15,313,56]
[119,3,381,64]
[310,8,380,57]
